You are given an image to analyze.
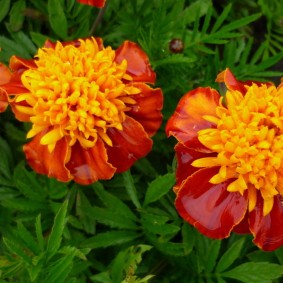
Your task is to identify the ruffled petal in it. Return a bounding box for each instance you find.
[0,63,12,85]
[176,167,248,238]
[9,99,32,122]
[106,116,153,173]
[166,87,220,152]
[66,138,116,185]
[233,210,250,234]
[23,130,72,182]
[249,194,283,251]
[9,56,36,73]
[174,143,216,192]
[115,41,156,84]
[127,83,163,137]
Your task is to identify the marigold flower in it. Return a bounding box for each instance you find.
[166,68,283,251]
[2,37,163,185]
[77,0,106,8]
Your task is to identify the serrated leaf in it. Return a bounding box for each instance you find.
[80,231,141,249]
[48,0,68,38]
[215,238,245,273]
[45,252,75,283]
[85,206,137,230]
[141,212,180,236]
[222,262,283,283]
[17,222,40,255]
[154,54,196,68]
[46,200,69,260]
[122,170,141,209]
[93,183,138,222]
[3,237,32,265]
[144,173,175,206]
[0,0,10,22]
[13,163,47,201]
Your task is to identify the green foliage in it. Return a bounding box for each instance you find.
[0,0,283,282]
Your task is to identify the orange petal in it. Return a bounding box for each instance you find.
[166,87,220,152]
[77,0,106,7]
[106,116,153,173]
[249,194,283,251]
[9,56,36,73]
[115,41,156,84]
[66,138,116,185]
[0,63,12,85]
[23,130,72,182]
[127,83,163,137]
[176,167,248,239]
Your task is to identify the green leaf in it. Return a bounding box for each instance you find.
[13,163,47,201]
[30,32,51,47]
[182,223,195,255]
[0,0,10,22]
[45,251,76,283]
[85,206,137,230]
[122,170,141,209]
[35,214,45,252]
[183,0,212,24]
[144,173,175,206]
[215,238,245,273]
[46,200,69,260]
[0,137,13,179]
[17,222,40,255]
[222,262,283,283]
[141,212,180,236]
[80,231,141,249]
[211,3,232,33]
[48,0,68,38]
[205,240,221,272]
[8,0,26,32]
[93,183,138,222]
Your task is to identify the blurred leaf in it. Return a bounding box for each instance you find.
[183,0,212,24]
[80,231,141,249]
[144,173,175,206]
[8,0,26,32]
[0,137,13,179]
[0,0,10,22]
[48,0,68,38]
[205,240,221,272]
[222,262,283,283]
[215,238,245,273]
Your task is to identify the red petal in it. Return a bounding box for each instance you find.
[233,210,250,234]
[23,131,72,182]
[66,138,116,185]
[166,87,220,152]
[106,116,153,173]
[115,41,156,84]
[127,83,163,137]
[174,143,216,191]
[176,167,248,239]
[77,0,106,7]
[249,194,283,251]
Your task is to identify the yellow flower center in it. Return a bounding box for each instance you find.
[18,37,140,152]
[192,84,283,216]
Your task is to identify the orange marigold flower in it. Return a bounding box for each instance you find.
[3,37,163,185]
[166,68,283,251]
[77,0,106,8]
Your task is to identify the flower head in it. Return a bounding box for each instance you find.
[166,68,283,251]
[77,0,106,8]
[3,37,163,185]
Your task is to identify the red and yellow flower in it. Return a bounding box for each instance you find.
[77,0,106,8]
[1,37,163,185]
[166,68,283,251]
